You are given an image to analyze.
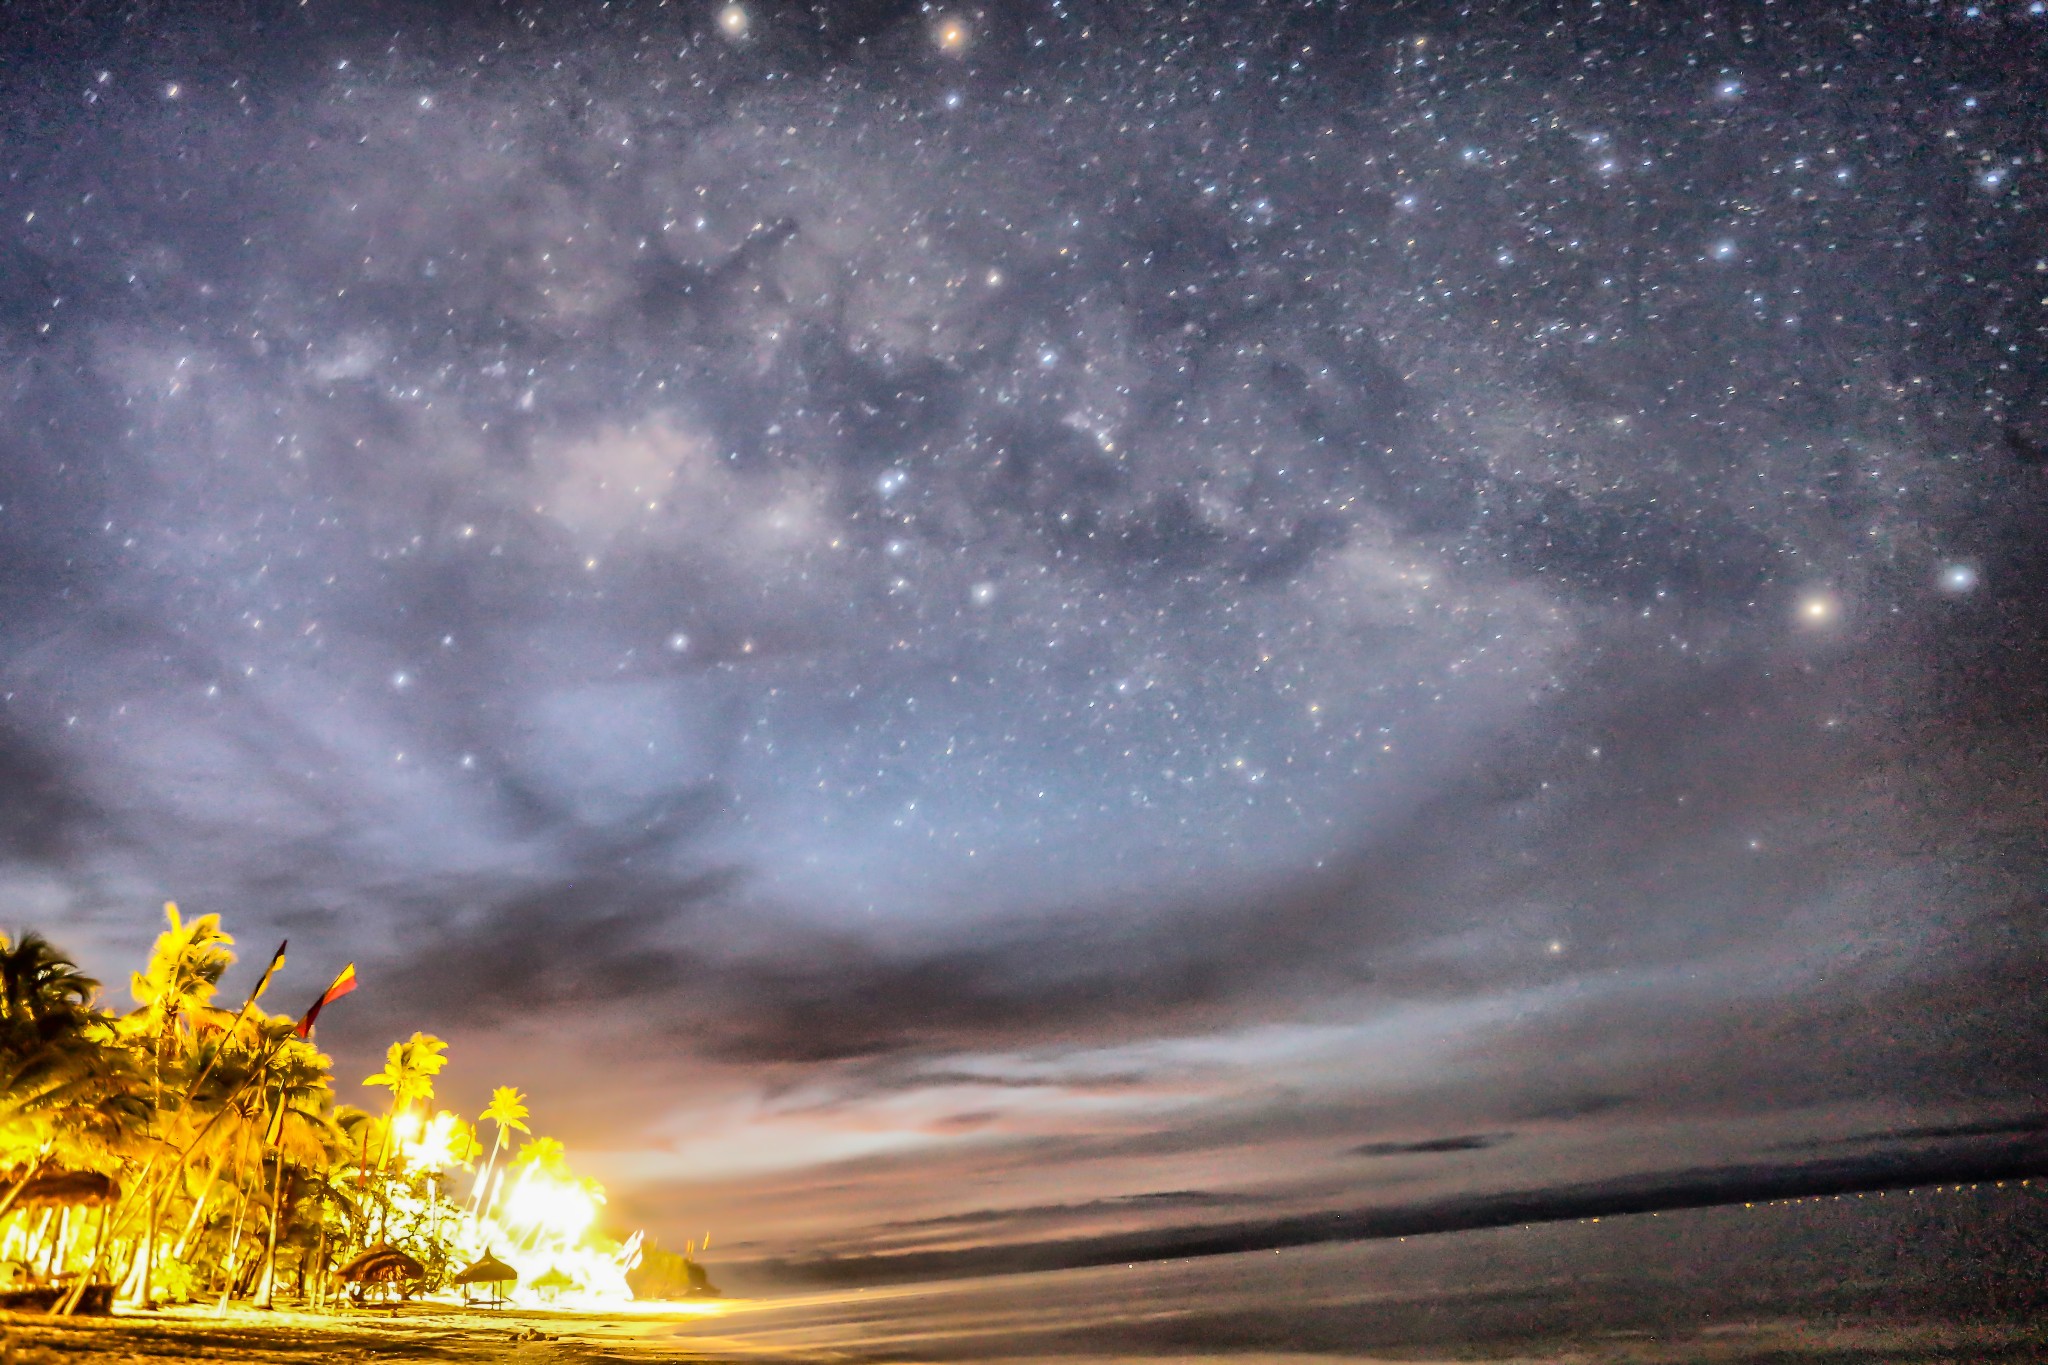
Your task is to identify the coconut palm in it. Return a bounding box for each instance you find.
[129,903,237,1064]
[359,1032,448,1240]
[0,914,637,1314]
[508,1134,568,1180]
[0,932,144,1224]
[120,905,241,1307]
[242,1018,344,1305]
[362,1033,448,1117]
[1,930,99,1026]
[469,1086,529,1224]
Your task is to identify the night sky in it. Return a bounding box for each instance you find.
[2,0,2044,1266]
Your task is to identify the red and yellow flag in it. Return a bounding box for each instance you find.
[293,963,357,1038]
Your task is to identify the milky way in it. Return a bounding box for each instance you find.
[2,1,2043,1253]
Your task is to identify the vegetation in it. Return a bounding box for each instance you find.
[0,907,635,1313]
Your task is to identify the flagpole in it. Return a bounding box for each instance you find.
[180,941,288,1111]
[135,939,286,1309]
[258,1078,290,1309]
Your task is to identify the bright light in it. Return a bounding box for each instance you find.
[503,1167,600,1243]
[933,15,970,53]
[1938,561,1979,594]
[716,4,748,39]
[400,1110,472,1171]
[1797,592,1839,626]
[460,1162,640,1308]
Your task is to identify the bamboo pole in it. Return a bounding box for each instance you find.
[174,1150,225,1259]
[0,1152,47,1228]
[257,1157,289,1308]
[212,1179,252,1315]
[54,1201,113,1316]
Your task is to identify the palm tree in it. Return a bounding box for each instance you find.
[1,930,99,1024]
[0,932,143,1223]
[0,932,151,1313]
[362,1033,448,1118]
[129,903,236,1070]
[246,1018,343,1306]
[124,904,237,1307]
[469,1087,529,1225]
[360,1032,447,1239]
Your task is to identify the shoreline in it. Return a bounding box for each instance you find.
[1,1300,754,1365]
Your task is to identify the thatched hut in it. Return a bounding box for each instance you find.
[451,1248,518,1307]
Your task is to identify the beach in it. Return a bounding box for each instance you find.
[0,1304,725,1365]
[5,1185,2045,1365]
[3,1298,2042,1365]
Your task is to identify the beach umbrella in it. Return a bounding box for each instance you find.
[6,1170,119,1207]
[452,1248,518,1308]
[336,1242,425,1288]
[529,1265,575,1301]
[451,1249,518,1287]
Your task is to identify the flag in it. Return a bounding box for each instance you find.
[265,1092,288,1147]
[250,940,288,1003]
[294,963,357,1038]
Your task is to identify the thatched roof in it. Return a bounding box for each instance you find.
[336,1242,425,1284]
[2,1169,120,1207]
[451,1250,518,1286]
[529,1265,576,1291]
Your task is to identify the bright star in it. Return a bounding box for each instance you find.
[1797,592,1839,626]
[932,14,971,54]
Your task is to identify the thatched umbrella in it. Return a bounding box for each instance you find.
[529,1265,575,1301]
[336,1242,426,1304]
[0,1171,120,1314]
[6,1169,119,1207]
[451,1248,518,1307]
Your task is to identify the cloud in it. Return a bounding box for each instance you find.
[1352,1134,1508,1158]
[1777,1115,2048,1151]
[753,1136,2048,1285]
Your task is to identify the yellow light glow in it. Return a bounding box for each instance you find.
[716,3,748,39]
[503,1167,600,1242]
[390,1109,473,1172]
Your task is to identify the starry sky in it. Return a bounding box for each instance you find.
[2,0,2044,1266]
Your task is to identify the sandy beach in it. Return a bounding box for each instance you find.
[4,1300,2045,1365]
[0,1303,740,1365]
[4,1293,2048,1365]
[4,1184,2046,1365]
